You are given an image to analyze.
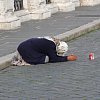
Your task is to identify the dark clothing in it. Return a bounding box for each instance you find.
[17,38,68,65]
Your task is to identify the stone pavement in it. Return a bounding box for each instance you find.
[0,5,100,69]
[0,29,100,100]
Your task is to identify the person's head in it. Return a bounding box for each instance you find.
[56,41,68,56]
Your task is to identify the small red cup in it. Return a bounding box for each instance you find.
[89,53,94,60]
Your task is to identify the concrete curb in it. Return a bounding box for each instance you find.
[55,19,100,41]
[0,19,100,70]
[0,52,17,70]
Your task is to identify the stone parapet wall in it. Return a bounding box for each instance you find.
[0,0,100,30]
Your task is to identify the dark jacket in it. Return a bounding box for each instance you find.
[17,38,68,65]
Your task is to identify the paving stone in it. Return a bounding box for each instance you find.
[0,29,100,100]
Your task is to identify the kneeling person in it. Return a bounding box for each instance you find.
[12,36,77,66]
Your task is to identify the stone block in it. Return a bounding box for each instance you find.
[46,4,58,14]
[30,8,51,20]
[0,16,20,30]
[57,2,75,12]
[15,10,31,22]
[80,0,100,6]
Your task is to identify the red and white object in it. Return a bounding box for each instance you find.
[89,53,94,60]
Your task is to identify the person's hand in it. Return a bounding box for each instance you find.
[67,54,77,61]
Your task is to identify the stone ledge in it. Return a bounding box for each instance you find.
[0,52,16,70]
[55,19,100,41]
[0,16,21,30]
